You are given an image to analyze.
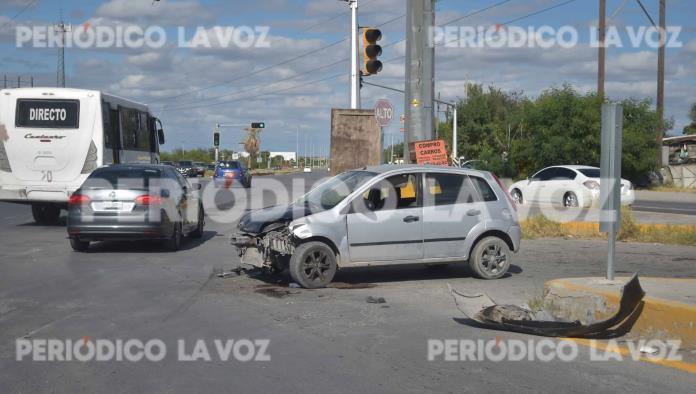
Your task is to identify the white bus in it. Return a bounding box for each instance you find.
[0,88,166,224]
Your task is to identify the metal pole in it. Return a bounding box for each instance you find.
[597,0,606,100]
[30,76,34,87]
[296,126,299,168]
[3,75,6,89]
[656,0,666,167]
[349,0,360,109]
[452,107,458,164]
[17,76,20,88]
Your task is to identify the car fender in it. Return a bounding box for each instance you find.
[458,221,490,261]
[288,210,348,265]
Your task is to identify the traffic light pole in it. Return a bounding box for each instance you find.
[349,0,360,109]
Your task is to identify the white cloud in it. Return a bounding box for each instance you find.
[96,0,213,25]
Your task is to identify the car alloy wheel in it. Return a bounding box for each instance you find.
[469,236,510,280]
[564,192,579,207]
[289,242,337,288]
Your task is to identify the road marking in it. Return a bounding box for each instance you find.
[567,338,696,374]
[632,204,696,214]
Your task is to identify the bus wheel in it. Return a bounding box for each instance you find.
[32,204,61,225]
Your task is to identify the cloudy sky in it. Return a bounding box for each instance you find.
[1,0,694,155]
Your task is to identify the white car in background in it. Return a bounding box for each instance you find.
[508,165,634,208]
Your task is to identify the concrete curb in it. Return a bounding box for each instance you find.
[543,277,696,347]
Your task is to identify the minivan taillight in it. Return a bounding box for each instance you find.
[135,195,163,206]
[492,173,516,211]
[69,194,91,206]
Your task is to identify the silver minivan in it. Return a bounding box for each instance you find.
[232,165,521,288]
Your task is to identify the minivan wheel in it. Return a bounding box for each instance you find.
[289,241,337,289]
[69,237,90,252]
[164,222,183,251]
[511,189,523,205]
[469,236,511,280]
[563,192,579,207]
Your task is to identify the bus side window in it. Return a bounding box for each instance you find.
[120,108,139,150]
[137,112,150,152]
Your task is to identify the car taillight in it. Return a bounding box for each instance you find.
[492,173,516,211]
[583,180,600,190]
[135,195,163,206]
[69,194,90,206]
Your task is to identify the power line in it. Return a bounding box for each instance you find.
[634,0,657,29]
[162,73,345,112]
[161,12,405,108]
[0,0,37,31]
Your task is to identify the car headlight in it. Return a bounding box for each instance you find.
[291,223,312,239]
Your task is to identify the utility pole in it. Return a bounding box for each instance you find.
[404,0,436,163]
[54,11,71,88]
[597,0,606,100]
[348,0,360,109]
[296,126,300,168]
[656,0,666,167]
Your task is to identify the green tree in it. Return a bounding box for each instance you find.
[684,103,696,135]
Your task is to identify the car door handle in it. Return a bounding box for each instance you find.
[466,209,481,216]
[402,215,420,223]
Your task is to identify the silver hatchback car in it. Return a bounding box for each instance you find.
[232,165,521,288]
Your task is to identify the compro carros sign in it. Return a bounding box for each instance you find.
[413,139,449,166]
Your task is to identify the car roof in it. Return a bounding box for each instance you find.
[359,164,491,177]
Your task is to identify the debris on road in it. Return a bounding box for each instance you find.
[216,264,264,279]
[449,274,645,338]
[289,283,301,288]
[366,296,386,304]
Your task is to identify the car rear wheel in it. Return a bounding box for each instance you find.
[69,237,90,252]
[469,236,511,280]
[190,206,205,239]
[563,192,579,207]
[164,222,183,251]
[511,189,523,205]
[289,241,337,289]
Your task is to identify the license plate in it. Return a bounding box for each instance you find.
[105,201,122,210]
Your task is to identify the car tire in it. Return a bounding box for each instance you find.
[511,189,523,205]
[289,241,337,289]
[190,206,204,239]
[468,236,511,280]
[164,222,183,251]
[563,192,579,208]
[69,237,90,252]
[32,204,61,225]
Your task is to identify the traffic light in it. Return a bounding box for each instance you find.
[362,28,382,76]
[213,132,220,147]
[251,122,265,129]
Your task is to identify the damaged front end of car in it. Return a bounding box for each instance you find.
[230,204,309,272]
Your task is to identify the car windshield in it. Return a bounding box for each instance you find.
[218,161,240,169]
[178,161,193,167]
[83,168,162,190]
[296,170,377,211]
[578,168,600,178]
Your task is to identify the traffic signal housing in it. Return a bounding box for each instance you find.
[251,122,265,129]
[213,132,220,147]
[362,28,382,76]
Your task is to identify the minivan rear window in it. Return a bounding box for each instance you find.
[16,99,80,128]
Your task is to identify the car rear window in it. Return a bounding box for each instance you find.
[578,168,600,178]
[218,161,240,169]
[84,168,162,190]
[178,161,193,167]
[469,176,498,202]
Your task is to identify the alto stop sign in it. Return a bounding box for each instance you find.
[374,99,394,128]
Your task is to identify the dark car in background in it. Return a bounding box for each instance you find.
[193,162,207,177]
[176,160,197,177]
[66,164,205,252]
[161,161,174,166]
[213,160,252,188]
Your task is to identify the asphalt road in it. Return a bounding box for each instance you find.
[1,171,695,393]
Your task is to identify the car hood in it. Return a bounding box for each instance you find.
[238,203,311,234]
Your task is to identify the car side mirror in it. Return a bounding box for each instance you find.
[161,189,171,198]
[157,129,165,145]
